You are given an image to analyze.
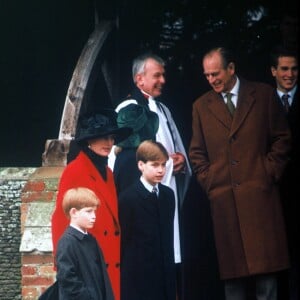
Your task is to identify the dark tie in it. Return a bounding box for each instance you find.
[152,186,158,195]
[281,94,290,113]
[226,93,235,115]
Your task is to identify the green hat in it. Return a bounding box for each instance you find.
[117,104,159,148]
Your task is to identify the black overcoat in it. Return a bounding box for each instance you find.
[119,181,176,300]
[56,226,114,300]
[278,87,299,256]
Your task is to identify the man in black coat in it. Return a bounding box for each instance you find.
[270,45,299,300]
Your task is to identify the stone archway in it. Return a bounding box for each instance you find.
[42,19,117,167]
[20,19,119,299]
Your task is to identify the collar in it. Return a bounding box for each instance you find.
[140,89,155,101]
[140,176,159,193]
[221,76,240,98]
[82,146,108,180]
[70,224,88,234]
[66,225,88,241]
[277,84,297,100]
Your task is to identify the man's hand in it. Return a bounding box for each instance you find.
[170,152,186,174]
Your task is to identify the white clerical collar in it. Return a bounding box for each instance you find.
[140,89,155,101]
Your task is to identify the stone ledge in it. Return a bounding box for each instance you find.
[20,227,53,253]
[0,167,36,180]
[30,166,64,179]
[20,202,55,252]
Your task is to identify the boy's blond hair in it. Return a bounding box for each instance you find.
[62,187,100,218]
[136,140,169,163]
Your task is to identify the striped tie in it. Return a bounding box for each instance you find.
[226,93,235,116]
[281,94,290,113]
[152,186,158,195]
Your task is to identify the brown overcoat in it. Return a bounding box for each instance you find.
[189,79,291,279]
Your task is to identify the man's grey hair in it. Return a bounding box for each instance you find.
[132,53,165,83]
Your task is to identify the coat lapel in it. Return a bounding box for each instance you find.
[230,81,256,137]
[135,181,159,215]
[206,93,233,130]
[79,152,119,227]
[206,81,256,137]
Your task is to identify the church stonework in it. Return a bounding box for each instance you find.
[19,167,63,299]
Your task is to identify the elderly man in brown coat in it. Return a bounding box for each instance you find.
[189,47,291,300]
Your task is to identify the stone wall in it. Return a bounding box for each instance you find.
[0,168,36,300]
[20,166,63,300]
[0,167,64,300]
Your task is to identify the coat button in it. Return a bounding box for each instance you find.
[114,230,120,236]
[115,263,120,268]
[104,230,108,236]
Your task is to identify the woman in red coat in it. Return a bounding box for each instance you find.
[51,109,132,300]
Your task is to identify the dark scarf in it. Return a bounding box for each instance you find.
[125,87,150,108]
[82,146,108,181]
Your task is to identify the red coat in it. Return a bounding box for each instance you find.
[51,151,120,300]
